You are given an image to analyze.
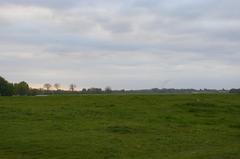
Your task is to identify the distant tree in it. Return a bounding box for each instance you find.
[82,88,87,93]
[14,81,29,96]
[29,88,40,96]
[120,89,125,93]
[54,83,61,90]
[43,83,52,91]
[105,86,112,93]
[69,84,76,92]
[0,76,14,96]
[87,88,102,94]
[229,89,240,93]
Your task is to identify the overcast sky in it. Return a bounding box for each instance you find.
[0,0,239,90]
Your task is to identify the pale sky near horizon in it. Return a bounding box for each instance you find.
[0,0,239,90]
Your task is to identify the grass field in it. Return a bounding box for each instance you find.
[0,94,240,159]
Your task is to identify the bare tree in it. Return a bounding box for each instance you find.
[43,83,52,91]
[69,84,76,92]
[54,83,61,90]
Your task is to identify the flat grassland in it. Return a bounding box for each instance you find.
[0,94,240,159]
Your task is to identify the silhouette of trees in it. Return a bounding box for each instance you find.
[54,83,61,91]
[69,84,76,92]
[43,83,52,91]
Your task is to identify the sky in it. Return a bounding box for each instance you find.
[0,0,239,90]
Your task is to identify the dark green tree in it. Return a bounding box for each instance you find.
[0,76,14,96]
[14,81,29,96]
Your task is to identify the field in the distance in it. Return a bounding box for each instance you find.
[0,94,240,159]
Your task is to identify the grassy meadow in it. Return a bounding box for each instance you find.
[0,94,240,159]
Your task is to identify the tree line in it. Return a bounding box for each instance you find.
[0,76,113,96]
[229,89,240,93]
[40,83,112,95]
[0,76,29,96]
[1,75,239,96]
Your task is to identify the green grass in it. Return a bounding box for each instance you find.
[0,94,240,159]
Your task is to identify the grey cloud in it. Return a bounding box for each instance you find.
[0,0,240,89]
[0,0,81,8]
